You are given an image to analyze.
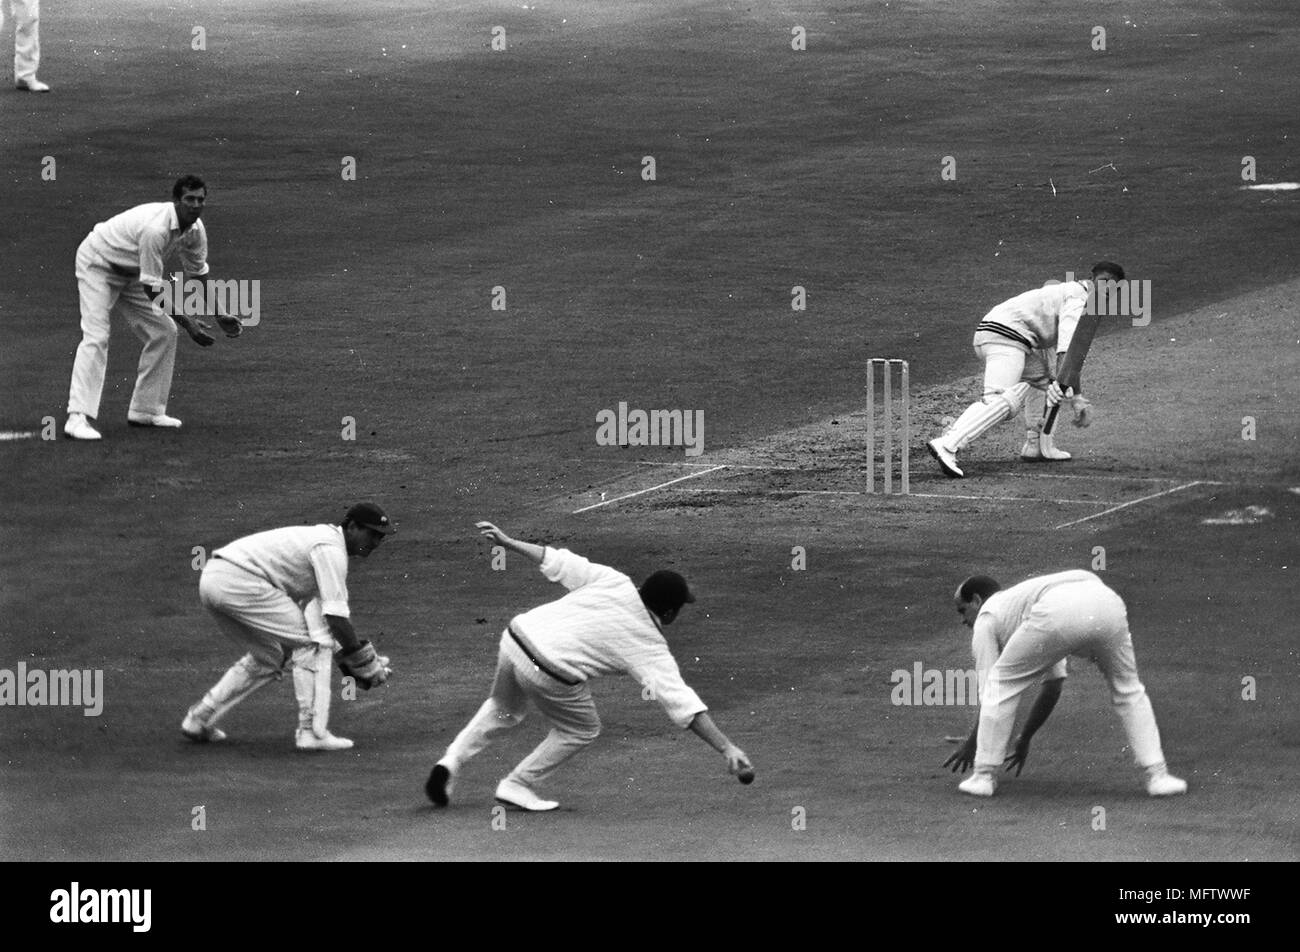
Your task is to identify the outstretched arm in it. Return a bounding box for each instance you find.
[689,712,752,775]
[943,707,981,773]
[476,521,545,565]
[1004,678,1064,775]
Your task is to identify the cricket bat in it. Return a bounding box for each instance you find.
[1042,310,1103,434]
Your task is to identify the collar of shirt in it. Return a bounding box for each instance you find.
[165,202,196,236]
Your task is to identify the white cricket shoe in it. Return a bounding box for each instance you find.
[181,710,227,743]
[1021,432,1071,461]
[1145,769,1188,797]
[495,778,560,812]
[958,771,997,797]
[927,438,964,478]
[64,413,102,440]
[295,729,354,751]
[16,77,51,93]
[128,412,183,428]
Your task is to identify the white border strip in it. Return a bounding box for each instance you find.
[1053,480,1206,530]
[572,465,728,513]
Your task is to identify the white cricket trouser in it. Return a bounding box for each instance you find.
[68,237,179,419]
[191,560,333,730]
[2,0,40,82]
[942,338,1055,449]
[198,559,329,666]
[974,578,1168,771]
[442,630,601,788]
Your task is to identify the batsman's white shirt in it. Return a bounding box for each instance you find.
[510,548,707,728]
[213,525,351,617]
[969,569,1102,694]
[83,201,210,289]
[975,281,1091,354]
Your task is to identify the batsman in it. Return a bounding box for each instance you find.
[927,261,1124,478]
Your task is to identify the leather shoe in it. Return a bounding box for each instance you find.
[128,412,183,428]
[494,778,559,812]
[64,413,102,441]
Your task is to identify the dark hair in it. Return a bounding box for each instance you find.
[639,570,695,616]
[173,174,207,199]
[957,575,1001,603]
[1091,260,1124,281]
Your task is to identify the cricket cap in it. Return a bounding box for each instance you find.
[345,502,396,535]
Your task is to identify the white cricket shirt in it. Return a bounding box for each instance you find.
[970,569,1104,690]
[976,281,1091,353]
[212,524,351,617]
[83,202,210,290]
[510,548,708,728]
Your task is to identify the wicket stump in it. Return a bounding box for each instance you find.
[866,358,910,494]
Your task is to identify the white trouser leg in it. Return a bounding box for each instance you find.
[193,559,313,727]
[441,634,529,771]
[9,0,41,82]
[292,600,337,736]
[507,684,601,788]
[68,245,125,418]
[122,282,179,417]
[190,653,281,726]
[1020,348,1054,436]
[497,634,601,788]
[944,381,1030,452]
[1085,591,1168,768]
[291,645,334,737]
[940,342,1029,452]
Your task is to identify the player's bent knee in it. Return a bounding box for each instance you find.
[238,652,283,679]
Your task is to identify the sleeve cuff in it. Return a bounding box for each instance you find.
[318,600,350,618]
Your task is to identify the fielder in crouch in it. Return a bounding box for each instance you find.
[927,262,1123,478]
[425,522,753,812]
[944,570,1188,798]
[181,503,394,751]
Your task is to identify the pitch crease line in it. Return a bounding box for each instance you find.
[572,465,728,513]
[1054,481,1205,530]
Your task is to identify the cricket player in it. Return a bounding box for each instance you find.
[926,262,1123,478]
[425,522,753,812]
[4,0,47,91]
[64,175,242,441]
[181,503,395,751]
[944,571,1188,798]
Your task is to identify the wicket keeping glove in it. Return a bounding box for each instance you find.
[337,641,392,689]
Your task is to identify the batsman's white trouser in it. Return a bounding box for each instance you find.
[974,578,1168,771]
[940,339,1056,450]
[441,631,601,788]
[68,238,179,419]
[2,0,40,82]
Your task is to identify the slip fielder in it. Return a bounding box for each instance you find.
[944,570,1188,798]
[181,503,395,751]
[926,262,1123,478]
[64,174,242,441]
[425,522,753,812]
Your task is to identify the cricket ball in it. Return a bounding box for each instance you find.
[738,768,755,785]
